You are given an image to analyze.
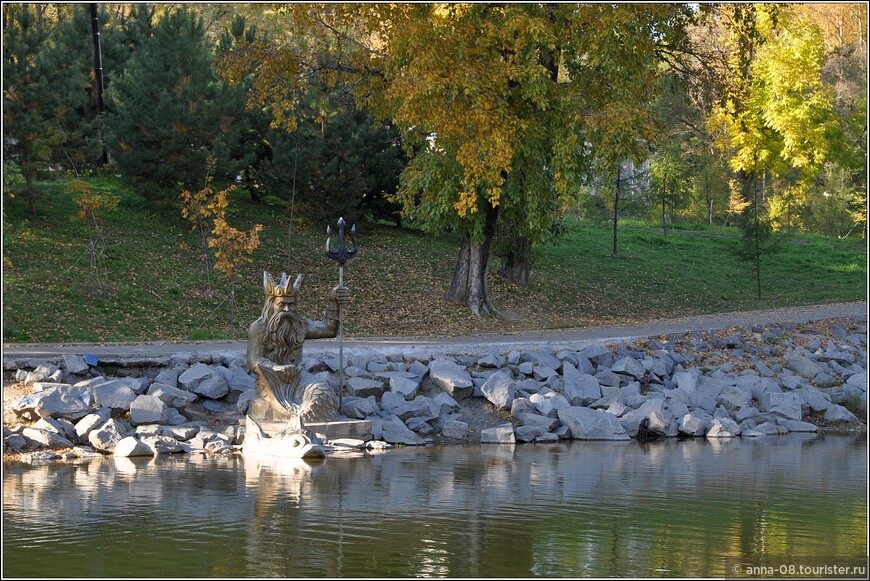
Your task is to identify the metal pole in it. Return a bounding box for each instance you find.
[338,264,344,416]
[325,218,357,419]
[89,4,109,165]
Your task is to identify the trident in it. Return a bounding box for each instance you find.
[325,217,358,416]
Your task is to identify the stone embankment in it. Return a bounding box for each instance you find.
[3,315,866,461]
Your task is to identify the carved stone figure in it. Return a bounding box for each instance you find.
[247,271,351,428]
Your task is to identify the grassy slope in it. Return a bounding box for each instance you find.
[2,176,866,343]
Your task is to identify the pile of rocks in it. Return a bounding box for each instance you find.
[3,316,866,460]
[441,316,866,444]
[4,356,253,460]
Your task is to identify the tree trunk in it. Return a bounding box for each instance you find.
[661,172,668,240]
[747,170,762,300]
[662,195,668,240]
[499,235,531,286]
[705,166,713,226]
[25,173,37,217]
[244,169,262,203]
[756,174,764,300]
[444,204,500,316]
[612,164,621,256]
[754,209,762,300]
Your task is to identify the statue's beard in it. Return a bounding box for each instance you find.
[264,310,304,363]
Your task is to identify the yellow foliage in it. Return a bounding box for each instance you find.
[179,184,235,229]
[792,3,868,52]
[216,3,684,234]
[727,179,751,216]
[709,5,838,181]
[768,181,809,232]
[180,180,261,280]
[208,218,263,279]
[66,178,119,222]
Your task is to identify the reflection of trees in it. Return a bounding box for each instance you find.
[517,436,866,576]
[3,434,867,577]
[238,436,865,576]
[2,455,253,577]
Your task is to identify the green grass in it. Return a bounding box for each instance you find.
[2,175,866,342]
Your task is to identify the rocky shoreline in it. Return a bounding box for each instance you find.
[3,315,866,462]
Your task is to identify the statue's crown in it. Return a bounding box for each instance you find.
[264,271,303,297]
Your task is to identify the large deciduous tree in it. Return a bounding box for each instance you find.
[707,5,844,295]
[708,5,841,193]
[218,3,688,316]
[388,4,687,310]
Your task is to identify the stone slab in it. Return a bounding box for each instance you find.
[258,419,372,441]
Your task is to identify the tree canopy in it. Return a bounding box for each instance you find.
[218,3,692,314]
[3,2,866,317]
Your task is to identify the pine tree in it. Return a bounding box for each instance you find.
[301,105,404,226]
[256,99,405,226]
[213,14,270,202]
[111,3,155,66]
[3,4,64,216]
[736,172,779,300]
[104,7,241,204]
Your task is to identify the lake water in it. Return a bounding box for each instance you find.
[2,434,867,578]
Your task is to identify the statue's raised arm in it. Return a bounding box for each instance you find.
[306,284,351,339]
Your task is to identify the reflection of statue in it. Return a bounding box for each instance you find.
[243,416,326,459]
[247,271,351,428]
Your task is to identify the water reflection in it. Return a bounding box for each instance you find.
[3,434,866,578]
